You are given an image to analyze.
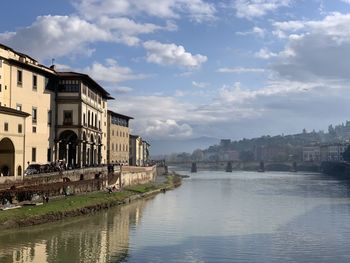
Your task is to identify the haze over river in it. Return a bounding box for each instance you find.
[1,170,350,262]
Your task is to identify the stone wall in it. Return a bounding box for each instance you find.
[114,165,157,189]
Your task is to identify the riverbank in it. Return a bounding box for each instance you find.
[0,175,181,230]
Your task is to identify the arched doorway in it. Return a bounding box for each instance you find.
[0,138,15,176]
[58,130,78,168]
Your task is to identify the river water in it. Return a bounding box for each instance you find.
[1,170,350,263]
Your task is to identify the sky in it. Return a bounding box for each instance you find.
[2,0,350,144]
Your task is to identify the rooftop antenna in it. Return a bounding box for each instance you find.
[51,58,55,66]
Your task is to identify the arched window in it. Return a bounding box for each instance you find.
[17,166,22,176]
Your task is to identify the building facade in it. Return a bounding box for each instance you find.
[54,72,112,168]
[0,44,56,176]
[0,106,29,178]
[107,111,133,165]
[129,135,143,166]
[0,43,115,181]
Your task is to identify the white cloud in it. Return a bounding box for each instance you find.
[255,48,278,59]
[0,15,112,60]
[234,0,291,20]
[270,12,350,82]
[236,26,266,37]
[111,86,133,94]
[81,59,146,83]
[74,0,216,22]
[143,40,207,68]
[217,67,265,73]
[145,119,193,138]
[192,81,209,88]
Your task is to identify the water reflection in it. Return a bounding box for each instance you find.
[0,199,148,263]
[2,171,350,262]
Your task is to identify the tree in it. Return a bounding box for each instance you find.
[191,149,204,161]
[239,150,254,162]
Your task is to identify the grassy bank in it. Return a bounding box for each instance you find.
[0,175,181,229]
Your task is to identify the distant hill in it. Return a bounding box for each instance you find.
[149,137,219,156]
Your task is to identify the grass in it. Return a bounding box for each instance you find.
[0,175,181,228]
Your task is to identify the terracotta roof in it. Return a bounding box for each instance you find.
[107,110,133,120]
[57,71,114,100]
[0,106,30,117]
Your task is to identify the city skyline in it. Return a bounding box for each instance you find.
[2,0,350,142]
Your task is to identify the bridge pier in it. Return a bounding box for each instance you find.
[226,161,233,172]
[191,162,197,173]
[291,161,297,172]
[258,161,265,172]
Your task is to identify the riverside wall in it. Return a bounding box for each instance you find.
[117,165,157,189]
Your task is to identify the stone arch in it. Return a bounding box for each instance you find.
[0,138,15,177]
[58,130,78,168]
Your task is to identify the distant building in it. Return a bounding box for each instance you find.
[142,140,151,165]
[107,111,133,165]
[129,135,143,166]
[302,145,320,162]
[319,143,349,162]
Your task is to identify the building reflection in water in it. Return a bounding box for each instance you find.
[0,199,148,263]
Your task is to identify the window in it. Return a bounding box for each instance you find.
[99,121,101,130]
[88,111,90,126]
[17,70,22,86]
[4,122,8,131]
[33,75,37,90]
[16,104,22,111]
[48,110,52,125]
[58,79,80,92]
[112,130,114,136]
[32,107,37,124]
[112,143,114,151]
[47,148,51,162]
[17,166,22,176]
[83,113,86,126]
[63,110,73,125]
[95,115,97,128]
[32,126,36,133]
[32,148,36,162]
[18,124,22,133]
[0,60,2,68]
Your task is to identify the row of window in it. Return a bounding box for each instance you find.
[83,111,101,129]
[111,129,128,138]
[111,116,128,127]
[111,143,129,152]
[15,104,52,126]
[2,122,22,133]
[17,70,38,90]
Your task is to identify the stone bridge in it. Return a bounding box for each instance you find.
[166,160,319,173]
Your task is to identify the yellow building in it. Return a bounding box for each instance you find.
[0,43,56,175]
[0,43,114,179]
[107,110,133,165]
[54,72,113,167]
[0,106,29,180]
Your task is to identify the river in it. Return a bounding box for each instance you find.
[1,170,350,262]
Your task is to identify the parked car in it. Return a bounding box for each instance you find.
[24,164,41,176]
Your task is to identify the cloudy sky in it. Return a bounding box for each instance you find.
[2,0,350,142]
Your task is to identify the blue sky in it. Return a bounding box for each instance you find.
[2,0,350,143]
